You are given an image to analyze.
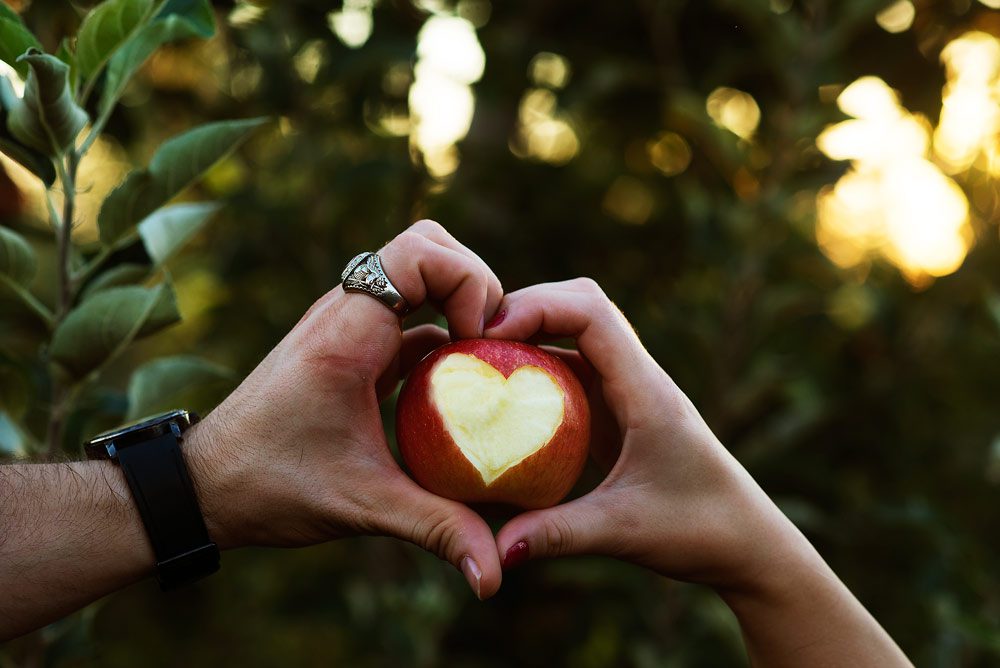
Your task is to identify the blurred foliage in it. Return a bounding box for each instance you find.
[2,0,1000,666]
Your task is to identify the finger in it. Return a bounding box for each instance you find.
[495,493,613,569]
[539,345,595,389]
[375,476,502,599]
[540,344,622,472]
[375,324,451,400]
[373,230,491,339]
[408,220,504,323]
[399,324,450,377]
[304,228,495,374]
[485,279,673,426]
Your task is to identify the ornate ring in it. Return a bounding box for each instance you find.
[340,252,411,317]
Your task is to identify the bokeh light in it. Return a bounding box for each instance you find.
[817,76,972,285]
[511,87,579,165]
[509,51,579,165]
[409,15,485,179]
[876,0,915,34]
[293,41,326,84]
[228,2,265,29]
[327,0,375,50]
[603,175,654,225]
[528,52,571,90]
[706,87,761,140]
[934,31,1000,175]
[646,131,692,177]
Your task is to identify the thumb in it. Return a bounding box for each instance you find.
[495,494,611,569]
[376,477,502,600]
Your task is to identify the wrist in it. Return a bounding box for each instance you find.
[715,516,848,629]
[713,519,911,666]
[182,418,245,552]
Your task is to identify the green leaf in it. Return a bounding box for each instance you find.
[0,226,37,286]
[6,50,89,156]
[138,201,222,265]
[0,77,57,186]
[99,0,215,117]
[76,0,154,82]
[0,4,22,22]
[54,38,78,93]
[0,137,56,186]
[0,355,30,421]
[0,17,41,78]
[156,0,215,38]
[98,118,266,245]
[49,284,180,378]
[126,355,233,421]
[80,262,150,299]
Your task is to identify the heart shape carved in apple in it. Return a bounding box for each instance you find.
[430,353,566,484]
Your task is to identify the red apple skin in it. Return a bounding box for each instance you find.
[396,339,590,510]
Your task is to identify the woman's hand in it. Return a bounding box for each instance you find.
[185,220,503,599]
[483,278,791,586]
[484,278,911,666]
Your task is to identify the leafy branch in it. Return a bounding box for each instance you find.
[0,0,265,462]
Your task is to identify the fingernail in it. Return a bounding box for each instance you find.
[484,309,507,330]
[502,540,529,570]
[460,555,482,599]
[479,314,486,337]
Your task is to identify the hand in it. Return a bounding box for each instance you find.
[184,220,503,599]
[483,279,911,665]
[484,278,795,588]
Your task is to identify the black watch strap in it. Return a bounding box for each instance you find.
[117,432,220,590]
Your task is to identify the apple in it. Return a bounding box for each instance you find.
[396,339,590,509]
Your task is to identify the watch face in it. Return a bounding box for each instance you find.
[85,409,198,459]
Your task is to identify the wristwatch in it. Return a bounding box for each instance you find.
[84,409,220,590]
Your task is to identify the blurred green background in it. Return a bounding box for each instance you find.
[2,0,1000,665]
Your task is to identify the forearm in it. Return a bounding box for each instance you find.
[0,460,153,640]
[719,531,912,667]
[0,422,240,641]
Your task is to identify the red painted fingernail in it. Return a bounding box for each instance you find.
[484,309,507,330]
[502,540,529,570]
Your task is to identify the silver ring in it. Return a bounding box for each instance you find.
[341,252,411,317]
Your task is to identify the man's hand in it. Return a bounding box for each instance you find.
[0,221,502,641]
[186,220,503,597]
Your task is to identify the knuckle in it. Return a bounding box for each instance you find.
[603,510,639,559]
[416,507,461,561]
[298,304,392,383]
[389,229,427,257]
[543,514,576,558]
[571,277,605,298]
[409,219,447,237]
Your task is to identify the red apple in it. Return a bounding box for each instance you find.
[396,339,591,509]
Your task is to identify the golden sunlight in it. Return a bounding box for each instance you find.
[409,15,485,179]
[816,76,972,285]
[934,31,1000,175]
[2,135,130,243]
